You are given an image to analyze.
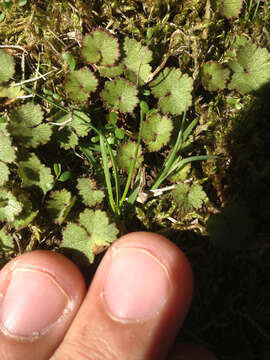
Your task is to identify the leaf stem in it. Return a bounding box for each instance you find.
[99,136,116,213]
[151,112,186,190]
[119,104,144,207]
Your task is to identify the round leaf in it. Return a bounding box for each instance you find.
[201,61,230,91]
[0,49,15,83]
[117,141,143,172]
[64,68,98,101]
[142,113,173,151]
[101,78,139,113]
[150,68,193,115]
[81,29,120,66]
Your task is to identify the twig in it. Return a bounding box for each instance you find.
[145,30,181,84]
[10,70,56,87]
[0,45,27,53]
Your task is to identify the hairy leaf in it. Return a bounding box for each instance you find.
[64,68,98,101]
[99,63,124,78]
[61,209,119,264]
[81,29,119,66]
[172,183,206,213]
[0,117,8,136]
[217,0,243,19]
[0,49,15,83]
[0,189,22,222]
[123,38,152,85]
[201,61,230,91]
[17,152,54,194]
[117,141,143,172]
[150,68,193,115]
[0,229,14,253]
[46,189,72,224]
[79,209,118,247]
[61,223,94,264]
[77,178,105,207]
[0,162,9,186]
[11,193,38,230]
[52,126,78,150]
[52,111,91,137]
[142,113,173,151]
[169,163,191,182]
[101,78,139,113]
[8,103,52,148]
[0,84,24,99]
[228,42,270,94]
[0,131,16,163]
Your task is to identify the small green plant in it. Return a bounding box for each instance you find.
[2,20,269,264]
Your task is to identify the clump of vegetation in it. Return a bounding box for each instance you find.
[1,1,270,357]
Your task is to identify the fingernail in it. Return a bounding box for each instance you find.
[103,248,171,321]
[0,267,69,338]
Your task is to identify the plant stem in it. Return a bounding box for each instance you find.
[119,106,144,208]
[99,136,116,213]
[151,112,186,190]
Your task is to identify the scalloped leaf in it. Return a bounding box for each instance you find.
[61,209,119,264]
[0,116,9,136]
[77,178,105,207]
[79,209,118,247]
[61,223,94,264]
[8,103,52,148]
[101,78,139,113]
[46,189,72,224]
[52,125,78,150]
[123,38,152,85]
[228,42,270,94]
[117,141,143,172]
[169,163,191,182]
[0,49,15,83]
[150,68,193,115]
[11,193,38,230]
[0,131,16,163]
[142,113,173,151]
[0,84,24,99]
[64,68,98,101]
[17,152,54,194]
[172,183,206,213]
[201,61,230,91]
[51,110,91,137]
[81,29,119,66]
[0,161,9,186]
[99,63,124,78]
[0,229,14,253]
[0,189,22,222]
[217,0,243,19]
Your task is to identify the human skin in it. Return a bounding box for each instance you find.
[0,232,216,360]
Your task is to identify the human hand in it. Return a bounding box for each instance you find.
[0,232,216,360]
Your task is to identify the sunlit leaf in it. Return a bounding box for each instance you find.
[0,189,22,222]
[77,178,105,207]
[81,29,120,66]
[228,42,270,94]
[142,112,173,151]
[150,67,193,115]
[117,141,143,172]
[0,49,15,83]
[201,61,230,91]
[172,183,206,213]
[64,68,98,101]
[101,78,139,113]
